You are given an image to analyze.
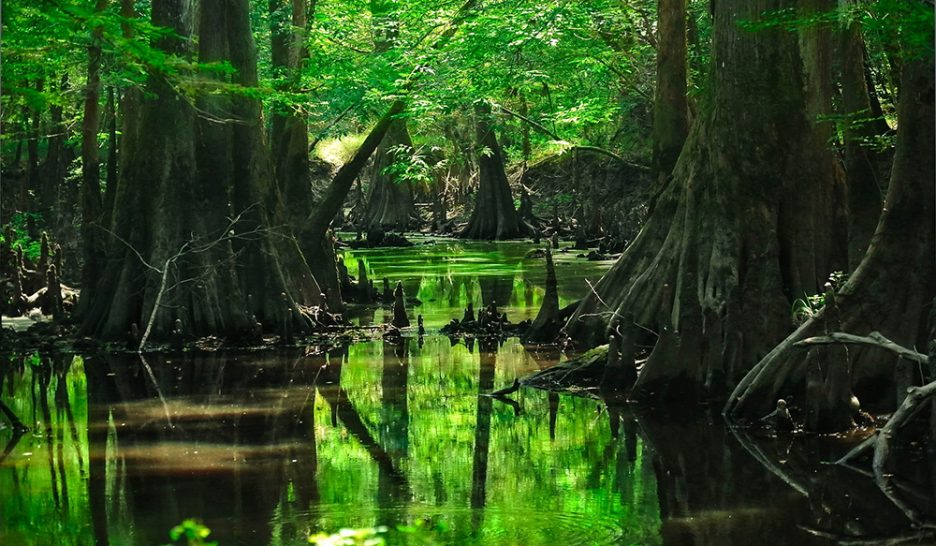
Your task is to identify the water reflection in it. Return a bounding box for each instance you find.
[340,237,614,328]
[1,239,929,545]
[1,346,930,545]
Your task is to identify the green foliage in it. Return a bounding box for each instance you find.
[383,144,442,186]
[818,109,896,152]
[315,134,368,166]
[165,519,217,546]
[738,0,934,59]
[792,271,849,324]
[1,212,43,262]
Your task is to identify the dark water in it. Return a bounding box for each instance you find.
[0,239,928,545]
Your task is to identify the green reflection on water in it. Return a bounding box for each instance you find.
[0,355,93,546]
[339,236,615,328]
[0,342,661,546]
[0,239,659,546]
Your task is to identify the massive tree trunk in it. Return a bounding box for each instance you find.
[461,101,525,240]
[725,57,935,429]
[76,0,108,319]
[563,0,846,400]
[81,0,321,341]
[652,0,689,183]
[364,118,416,233]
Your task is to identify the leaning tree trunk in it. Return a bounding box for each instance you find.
[460,101,525,240]
[364,118,416,233]
[563,0,846,400]
[652,0,689,184]
[82,0,320,341]
[725,56,935,428]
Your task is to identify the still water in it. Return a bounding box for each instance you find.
[0,238,924,545]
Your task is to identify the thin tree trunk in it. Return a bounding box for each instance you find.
[103,86,118,229]
[270,0,316,233]
[76,0,108,319]
[652,0,689,183]
[839,0,887,269]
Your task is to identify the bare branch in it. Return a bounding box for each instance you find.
[795,331,928,365]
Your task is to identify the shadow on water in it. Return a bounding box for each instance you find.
[630,406,927,546]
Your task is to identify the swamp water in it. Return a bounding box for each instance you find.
[0,238,923,545]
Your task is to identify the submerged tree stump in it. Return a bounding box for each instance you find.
[392,281,410,328]
[525,247,560,342]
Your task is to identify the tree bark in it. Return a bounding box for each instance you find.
[652,0,689,183]
[270,0,316,233]
[101,86,119,232]
[82,0,321,341]
[726,56,935,427]
[565,0,846,401]
[76,0,108,319]
[838,1,887,269]
[364,118,416,233]
[461,101,525,240]
[363,0,415,234]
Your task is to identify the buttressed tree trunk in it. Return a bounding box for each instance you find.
[652,0,689,184]
[364,118,416,232]
[725,56,935,430]
[461,100,525,240]
[564,0,846,399]
[82,0,321,341]
[363,0,415,233]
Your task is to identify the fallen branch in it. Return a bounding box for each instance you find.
[794,331,928,365]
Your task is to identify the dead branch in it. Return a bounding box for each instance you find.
[794,331,929,365]
[872,380,936,529]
